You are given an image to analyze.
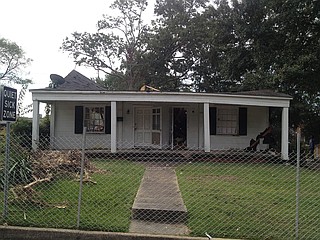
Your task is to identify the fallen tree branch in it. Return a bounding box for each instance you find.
[23,177,52,189]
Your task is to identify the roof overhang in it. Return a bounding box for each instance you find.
[30,90,292,108]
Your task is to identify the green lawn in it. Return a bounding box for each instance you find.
[1,158,319,240]
[176,162,320,240]
[0,159,145,232]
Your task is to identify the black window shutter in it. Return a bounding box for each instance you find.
[105,106,111,134]
[209,107,217,135]
[239,107,247,135]
[74,106,84,134]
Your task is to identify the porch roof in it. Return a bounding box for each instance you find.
[30,88,291,108]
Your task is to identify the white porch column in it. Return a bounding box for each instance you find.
[111,101,117,153]
[281,107,289,160]
[32,100,40,150]
[203,103,210,152]
[50,103,55,138]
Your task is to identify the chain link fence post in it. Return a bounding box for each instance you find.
[295,128,301,240]
[77,127,87,228]
[2,122,10,220]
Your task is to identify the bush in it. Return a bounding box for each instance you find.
[0,145,33,190]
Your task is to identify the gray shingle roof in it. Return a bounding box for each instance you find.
[52,70,106,91]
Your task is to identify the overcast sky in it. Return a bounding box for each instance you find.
[0,0,155,115]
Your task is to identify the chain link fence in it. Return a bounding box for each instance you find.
[1,130,320,240]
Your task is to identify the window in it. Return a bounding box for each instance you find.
[75,106,111,134]
[209,106,247,136]
[84,107,105,133]
[152,108,161,130]
[217,108,238,135]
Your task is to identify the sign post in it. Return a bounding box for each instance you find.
[1,85,17,219]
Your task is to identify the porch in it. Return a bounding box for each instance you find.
[83,147,283,164]
[30,71,291,159]
[31,93,291,159]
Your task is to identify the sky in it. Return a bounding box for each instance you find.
[0,0,155,115]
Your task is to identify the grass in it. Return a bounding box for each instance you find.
[1,158,319,239]
[176,162,320,240]
[0,159,145,232]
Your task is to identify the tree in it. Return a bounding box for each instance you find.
[62,0,150,90]
[216,0,320,136]
[193,0,320,138]
[0,37,33,117]
[146,0,209,91]
[152,0,320,136]
[17,79,33,117]
[0,38,32,84]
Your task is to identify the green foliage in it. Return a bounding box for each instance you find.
[62,0,320,133]
[0,37,33,118]
[162,0,320,134]
[148,0,209,91]
[62,0,150,90]
[0,145,33,190]
[17,80,33,117]
[39,114,50,150]
[10,116,51,150]
[95,73,127,90]
[11,118,32,136]
[40,116,50,137]
[10,118,32,150]
[0,37,32,83]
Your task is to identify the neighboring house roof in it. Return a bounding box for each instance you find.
[48,70,106,91]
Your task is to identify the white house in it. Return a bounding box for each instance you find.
[30,70,292,159]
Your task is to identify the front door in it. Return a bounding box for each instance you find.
[173,108,187,148]
[134,107,161,148]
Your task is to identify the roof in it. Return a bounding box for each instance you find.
[35,70,291,99]
[229,89,291,98]
[49,70,106,91]
[30,70,291,108]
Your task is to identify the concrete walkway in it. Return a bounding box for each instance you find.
[130,166,189,235]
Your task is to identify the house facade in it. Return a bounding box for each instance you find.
[31,70,292,159]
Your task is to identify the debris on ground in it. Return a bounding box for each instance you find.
[30,150,94,179]
[10,150,98,207]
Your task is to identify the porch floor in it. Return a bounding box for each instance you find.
[85,148,282,163]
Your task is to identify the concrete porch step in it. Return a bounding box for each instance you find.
[131,167,188,224]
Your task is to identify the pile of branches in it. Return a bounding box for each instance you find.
[10,150,97,207]
[30,150,94,179]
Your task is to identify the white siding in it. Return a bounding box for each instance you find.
[53,102,111,149]
[210,106,269,149]
[52,102,269,151]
